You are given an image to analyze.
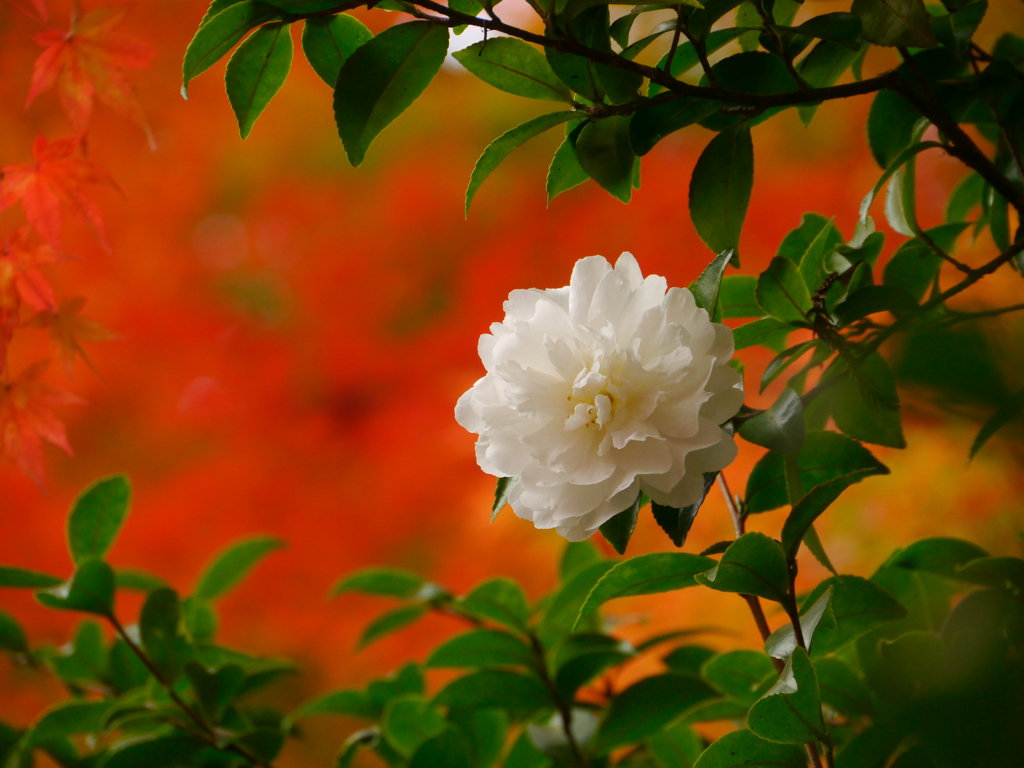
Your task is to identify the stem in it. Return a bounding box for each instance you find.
[527,632,587,768]
[106,614,273,768]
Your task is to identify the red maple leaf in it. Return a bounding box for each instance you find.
[0,135,116,250]
[27,296,116,379]
[0,361,82,488]
[0,227,61,314]
[27,5,156,147]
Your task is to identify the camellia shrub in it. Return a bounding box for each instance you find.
[2,0,1024,767]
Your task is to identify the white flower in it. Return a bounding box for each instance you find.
[455,253,744,542]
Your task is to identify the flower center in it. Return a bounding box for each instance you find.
[563,359,624,431]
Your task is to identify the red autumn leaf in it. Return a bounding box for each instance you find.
[27,5,156,147]
[0,360,82,488]
[0,135,116,250]
[0,227,61,314]
[27,296,116,379]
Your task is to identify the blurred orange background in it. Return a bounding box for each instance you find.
[1,0,1022,763]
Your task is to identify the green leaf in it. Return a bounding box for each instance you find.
[505,730,553,768]
[695,533,790,604]
[931,1,987,55]
[796,13,864,49]
[426,628,534,669]
[648,27,747,95]
[781,470,883,559]
[830,353,905,448]
[547,133,589,205]
[852,0,937,47]
[335,729,381,768]
[301,14,371,86]
[718,275,759,319]
[777,213,836,263]
[359,604,428,649]
[466,112,584,216]
[802,575,905,655]
[881,223,968,301]
[182,1,284,96]
[0,611,27,653]
[448,709,507,768]
[433,670,550,719]
[67,475,131,565]
[332,567,429,599]
[970,388,1024,460]
[629,98,720,157]
[115,568,167,593]
[664,644,717,675]
[890,537,989,579]
[739,388,806,454]
[764,587,833,660]
[866,91,924,169]
[334,21,449,167]
[560,541,602,581]
[181,596,218,642]
[747,648,827,744]
[953,556,1024,593]
[575,116,636,204]
[140,587,187,680]
[409,726,473,768]
[690,249,736,319]
[946,171,984,223]
[185,661,245,721]
[576,552,715,629]
[797,216,844,296]
[651,473,717,548]
[833,285,919,326]
[699,51,799,131]
[689,125,754,255]
[454,38,571,102]
[554,636,633,699]
[194,535,284,600]
[746,430,888,515]
[286,689,377,726]
[693,729,805,768]
[701,650,776,703]
[539,560,616,634]
[598,492,642,555]
[225,21,293,139]
[103,732,207,768]
[36,559,114,616]
[755,257,812,322]
[813,657,873,718]
[492,476,515,522]
[0,566,63,589]
[29,701,111,745]
[382,694,447,756]
[733,317,791,352]
[459,577,531,631]
[595,673,715,754]
[263,0,346,10]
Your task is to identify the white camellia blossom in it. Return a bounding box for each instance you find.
[455,253,744,542]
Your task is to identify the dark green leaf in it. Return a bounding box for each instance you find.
[777,213,837,263]
[575,116,636,204]
[103,733,207,768]
[881,222,968,301]
[970,388,1024,459]
[946,171,984,223]
[651,472,717,548]
[454,38,571,102]
[448,709,507,768]
[182,1,284,95]
[505,730,553,768]
[466,112,584,216]
[335,728,381,768]
[867,91,925,169]
[409,727,472,768]
[36,559,114,616]
[699,52,799,131]
[954,556,1024,593]
[834,285,919,326]
[795,13,863,49]
[459,577,530,631]
[716,276,757,320]
[185,661,245,721]
[29,701,111,745]
[181,596,218,642]
[576,552,715,629]
[890,537,989,579]
[782,470,883,559]
[546,133,589,205]
[358,604,428,649]
[194,535,284,600]
[0,566,62,589]
[560,541,602,581]
[648,28,747,96]
[701,650,776,702]
[332,567,429,599]
[263,0,345,10]
[747,648,827,744]
[797,216,844,295]
[663,644,717,675]
[739,388,806,454]
[852,0,937,47]
[690,249,736,319]
[648,722,704,768]
[830,353,905,448]
[426,629,534,669]
[764,587,833,661]
[433,670,550,719]
[334,21,449,167]
[813,657,872,718]
[688,0,746,42]
[382,694,447,757]
[115,568,167,593]
[693,728,805,768]
[629,98,720,157]
[695,533,790,604]
[554,639,632,699]
[756,257,812,322]
[598,492,642,555]
[733,317,791,352]
[225,21,293,139]
[285,689,377,727]
[0,611,27,653]
[301,14,371,86]
[539,560,616,634]
[67,475,131,565]
[930,0,986,55]
[803,575,906,655]
[140,587,187,680]
[689,125,754,255]
[595,673,715,754]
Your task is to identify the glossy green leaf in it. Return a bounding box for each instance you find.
[182,1,284,95]
[733,317,791,351]
[701,650,776,703]
[756,257,812,322]
[598,492,642,555]
[777,213,837,263]
[595,673,715,754]
[454,38,570,102]
[459,577,530,631]
[803,575,905,655]
[67,475,131,565]
[334,21,449,167]
[746,430,888,515]
[689,125,754,255]
[747,648,827,744]
[358,604,428,649]
[425,628,534,669]
[225,21,292,139]
[830,353,905,448]
[852,0,937,47]
[797,216,844,295]
[699,51,799,131]
[466,112,583,216]
[739,388,806,454]
[0,566,63,589]
[695,533,790,604]
[651,473,717,548]
[575,116,636,204]
[332,567,429,599]
[36,559,114,616]
[764,587,833,660]
[194,535,284,600]
[690,249,736,319]
[301,14,372,86]
[782,470,883,559]
[693,728,805,768]
[434,670,550,718]
[576,552,715,629]
[970,388,1024,460]
[140,587,186,680]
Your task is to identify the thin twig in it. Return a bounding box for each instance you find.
[527,632,587,768]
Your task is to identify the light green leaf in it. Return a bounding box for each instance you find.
[720,274,760,318]
[67,475,131,565]
[546,134,589,205]
[382,694,447,757]
[225,21,293,139]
